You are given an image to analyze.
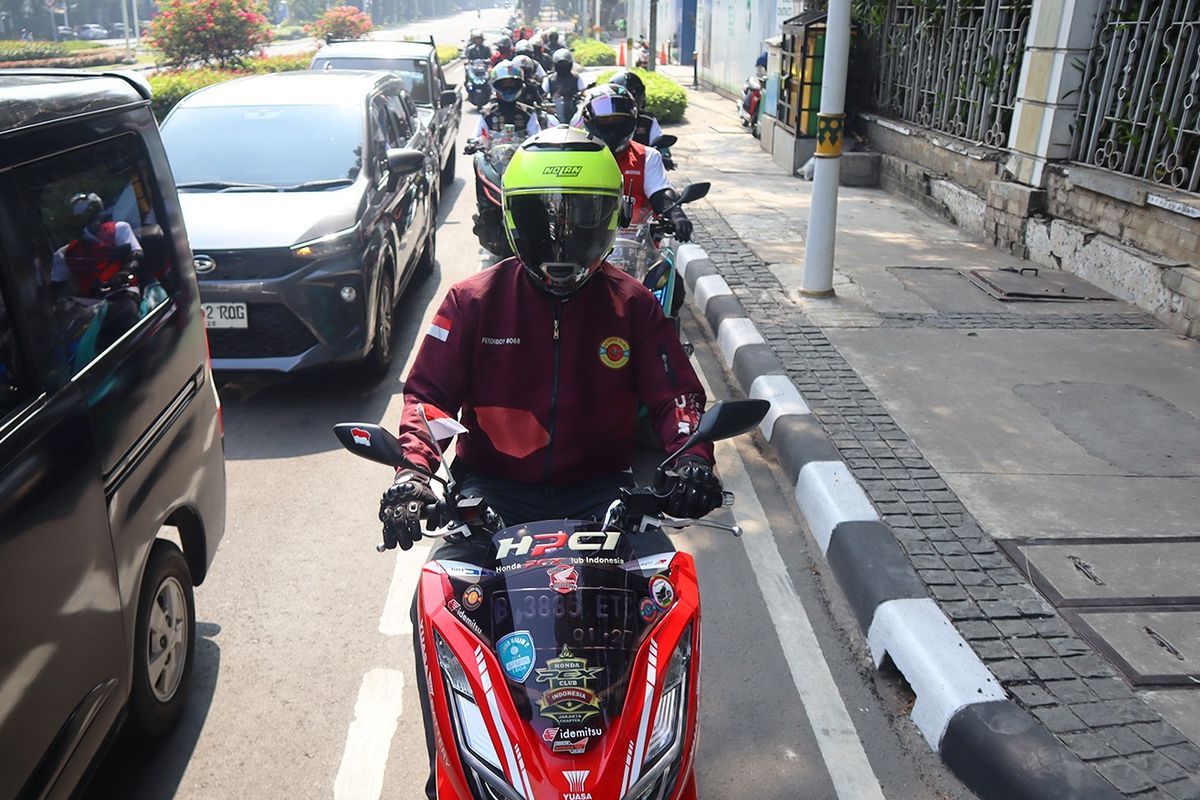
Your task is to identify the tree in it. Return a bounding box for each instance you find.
[147,0,273,68]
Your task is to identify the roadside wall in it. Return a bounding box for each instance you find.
[862,114,1200,339]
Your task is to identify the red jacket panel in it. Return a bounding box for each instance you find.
[397,259,712,485]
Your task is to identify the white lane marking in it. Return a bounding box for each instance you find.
[333,668,406,800]
[694,363,886,800]
[379,545,430,636]
[794,461,880,555]
[868,598,1005,749]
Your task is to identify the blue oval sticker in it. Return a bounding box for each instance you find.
[497,630,536,683]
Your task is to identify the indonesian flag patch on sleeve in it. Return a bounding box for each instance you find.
[427,314,452,342]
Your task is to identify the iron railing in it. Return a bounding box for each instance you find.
[1072,0,1200,194]
[863,0,1031,146]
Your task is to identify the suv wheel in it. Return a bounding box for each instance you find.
[415,225,436,280]
[129,540,195,740]
[362,265,395,379]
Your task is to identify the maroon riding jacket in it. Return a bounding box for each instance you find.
[397,258,713,484]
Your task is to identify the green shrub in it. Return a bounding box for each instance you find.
[571,38,615,67]
[436,43,460,65]
[0,41,69,62]
[595,67,688,123]
[148,0,274,68]
[148,50,314,119]
[306,5,372,41]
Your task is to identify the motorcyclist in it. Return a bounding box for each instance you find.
[471,60,540,140]
[512,38,546,81]
[542,47,585,124]
[464,29,491,61]
[512,53,556,127]
[574,85,693,240]
[609,70,675,169]
[51,192,143,299]
[529,32,554,72]
[384,128,722,798]
[544,27,562,53]
[488,35,514,66]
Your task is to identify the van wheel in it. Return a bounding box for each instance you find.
[441,149,456,187]
[362,265,395,380]
[129,540,195,740]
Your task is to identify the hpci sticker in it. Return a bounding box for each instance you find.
[497,630,536,683]
[598,336,630,369]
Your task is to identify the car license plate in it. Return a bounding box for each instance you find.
[202,302,248,329]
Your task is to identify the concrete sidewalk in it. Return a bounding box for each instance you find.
[658,66,1200,799]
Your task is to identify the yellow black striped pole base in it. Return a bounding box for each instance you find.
[815,113,846,158]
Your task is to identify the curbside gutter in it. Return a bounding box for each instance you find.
[675,242,1122,800]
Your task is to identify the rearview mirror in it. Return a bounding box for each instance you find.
[678,181,710,205]
[386,147,426,178]
[334,423,407,468]
[440,88,458,106]
[661,399,771,468]
[651,134,677,149]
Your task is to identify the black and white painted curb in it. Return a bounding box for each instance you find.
[676,243,1122,800]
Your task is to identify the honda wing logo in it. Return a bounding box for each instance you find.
[350,427,371,446]
[563,769,591,798]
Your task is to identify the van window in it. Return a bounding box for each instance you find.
[12,134,178,382]
[0,268,29,422]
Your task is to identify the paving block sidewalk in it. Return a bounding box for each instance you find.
[658,67,1200,799]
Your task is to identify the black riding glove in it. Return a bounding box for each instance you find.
[379,470,436,551]
[662,456,722,519]
[669,206,693,243]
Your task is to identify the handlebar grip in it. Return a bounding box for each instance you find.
[722,491,735,507]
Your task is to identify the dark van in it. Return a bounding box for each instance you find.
[0,72,226,798]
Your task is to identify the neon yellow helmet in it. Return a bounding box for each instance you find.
[502,126,623,296]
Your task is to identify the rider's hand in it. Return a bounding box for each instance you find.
[662,456,723,519]
[379,470,436,550]
[669,207,694,243]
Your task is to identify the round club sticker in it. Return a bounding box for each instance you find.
[462,584,483,611]
[649,574,675,610]
[599,336,630,369]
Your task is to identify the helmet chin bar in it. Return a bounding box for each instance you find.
[526,260,596,296]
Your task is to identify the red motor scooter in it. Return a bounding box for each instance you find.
[335,398,769,799]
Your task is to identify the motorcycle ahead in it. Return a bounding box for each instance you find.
[465,59,492,109]
[466,125,524,257]
[608,179,709,334]
[334,397,770,800]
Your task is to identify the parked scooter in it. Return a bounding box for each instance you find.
[465,59,492,109]
[465,125,523,257]
[334,396,770,800]
[739,71,764,139]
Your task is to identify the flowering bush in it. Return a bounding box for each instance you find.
[306,6,372,42]
[596,67,688,123]
[148,0,273,68]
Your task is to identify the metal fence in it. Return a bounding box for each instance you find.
[1072,0,1200,194]
[864,0,1031,146]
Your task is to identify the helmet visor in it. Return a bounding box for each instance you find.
[506,190,620,293]
[494,78,522,102]
[589,115,636,152]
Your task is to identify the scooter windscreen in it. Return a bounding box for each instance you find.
[442,519,676,755]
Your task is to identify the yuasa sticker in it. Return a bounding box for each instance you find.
[497,630,536,683]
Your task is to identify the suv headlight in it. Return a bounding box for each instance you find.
[291,225,360,258]
[433,634,524,800]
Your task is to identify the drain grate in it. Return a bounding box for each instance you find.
[1001,537,1200,686]
[967,267,1118,302]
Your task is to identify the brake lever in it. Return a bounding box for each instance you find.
[658,515,742,537]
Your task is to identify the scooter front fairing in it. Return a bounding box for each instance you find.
[417,519,700,800]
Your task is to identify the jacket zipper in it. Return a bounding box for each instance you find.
[660,346,678,388]
[544,302,562,483]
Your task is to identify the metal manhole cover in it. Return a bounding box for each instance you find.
[1004,539,1200,607]
[967,267,1117,302]
[1063,607,1200,686]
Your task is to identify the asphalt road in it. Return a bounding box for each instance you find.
[83,20,973,797]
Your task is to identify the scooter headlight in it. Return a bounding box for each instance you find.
[434,634,522,799]
[624,625,694,800]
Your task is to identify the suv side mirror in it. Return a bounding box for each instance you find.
[440,88,458,106]
[385,147,425,189]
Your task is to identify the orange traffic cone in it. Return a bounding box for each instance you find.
[618,42,626,66]
[659,45,667,65]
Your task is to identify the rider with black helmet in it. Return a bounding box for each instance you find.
[574,85,693,241]
[465,29,491,61]
[543,47,585,123]
[609,70,675,168]
[488,35,514,66]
